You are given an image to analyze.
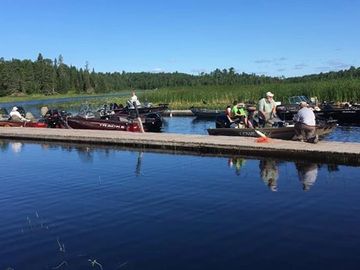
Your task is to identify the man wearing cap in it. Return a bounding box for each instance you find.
[292,101,318,143]
[9,107,29,122]
[257,92,277,127]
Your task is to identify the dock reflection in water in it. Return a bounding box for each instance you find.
[0,140,360,270]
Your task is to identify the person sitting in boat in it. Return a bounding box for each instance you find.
[9,106,29,122]
[292,101,318,143]
[257,92,277,127]
[231,101,253,128]
[225,105,232,121]
[127,90,141,108]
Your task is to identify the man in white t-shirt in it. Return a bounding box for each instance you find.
[129,91,141,107]
[293,102,318,143]
[9,107,29,122]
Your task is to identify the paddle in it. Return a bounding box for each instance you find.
[254,129,270,143]
[133,102,145,133]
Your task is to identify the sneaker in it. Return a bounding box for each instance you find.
[307,135,319,144]
[313,134,319,144]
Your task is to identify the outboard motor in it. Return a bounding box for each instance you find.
[44,109,71,128]
[215,115,231,128]
[144,112,163,132]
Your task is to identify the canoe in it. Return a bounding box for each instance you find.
[207,122,337,140]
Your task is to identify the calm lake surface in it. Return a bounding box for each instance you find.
[1,140,360,270]
[1,96,360,268]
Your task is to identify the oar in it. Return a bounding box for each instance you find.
[254,129,270,143]
[133,102,145,133]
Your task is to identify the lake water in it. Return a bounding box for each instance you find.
[1,97,360,268]
[1,140,359,269]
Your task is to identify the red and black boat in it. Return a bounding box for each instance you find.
[0,107,47,128]
[66,115,141,132]
[0,120,47,128]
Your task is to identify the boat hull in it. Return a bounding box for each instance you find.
[66,117,141,132]
[0,121,47,128]
[115,104,169,116]
[208,123,336,140]
[190,107,223,118]
[277,104,360,125]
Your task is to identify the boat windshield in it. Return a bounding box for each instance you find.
[288,96,312,104]
[78,104,97,118]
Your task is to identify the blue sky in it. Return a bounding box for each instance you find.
[1,0,359,77]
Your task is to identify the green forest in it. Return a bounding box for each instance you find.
[1,53,360,106]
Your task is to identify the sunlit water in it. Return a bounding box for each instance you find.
[0,140,360,270]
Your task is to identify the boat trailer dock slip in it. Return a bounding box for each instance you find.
[0,127,359,165]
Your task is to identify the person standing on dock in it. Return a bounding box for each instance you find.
[257,92,277,127]
[293,101,318,143]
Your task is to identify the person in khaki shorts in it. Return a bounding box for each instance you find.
[292,101,318,143]
[257,91,277,127]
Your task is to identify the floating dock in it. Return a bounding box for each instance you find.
[0,127,359,165]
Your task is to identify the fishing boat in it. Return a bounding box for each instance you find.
[0,108,10,121]
[99,111,163,132]
[0,120,47,128]
[0,107,47,128]
[115,103,169,115]
[190,107,224,118]
[44,103,163,132]
[276,96,360,125]
[207,121,337,140]
[66,116,141,132]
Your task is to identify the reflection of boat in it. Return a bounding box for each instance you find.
[190,107,223,118]
[207,122,337,140]
[66,116,141,132]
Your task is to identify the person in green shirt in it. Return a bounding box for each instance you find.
[231,101,253,128]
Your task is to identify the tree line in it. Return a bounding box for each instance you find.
[1,53,360,97]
